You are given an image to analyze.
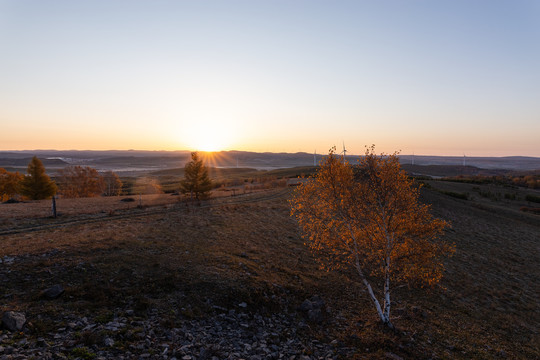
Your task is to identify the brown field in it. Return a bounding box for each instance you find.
[0,194,177,221]
[0,181,539,359]
[0,187,273,233]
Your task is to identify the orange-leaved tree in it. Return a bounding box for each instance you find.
[102,171,123,196]
[290,146,453,329]
[58,166,104,198]
[0,168,24,201]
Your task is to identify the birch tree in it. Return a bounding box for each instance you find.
[290,146,453,329]
[102,171,123,196]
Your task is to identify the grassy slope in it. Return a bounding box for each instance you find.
[0,186,538,359]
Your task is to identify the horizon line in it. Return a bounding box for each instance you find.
[1,149,540,159]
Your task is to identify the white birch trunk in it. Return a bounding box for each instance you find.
[383,257,393,329]
[347,220,394,329]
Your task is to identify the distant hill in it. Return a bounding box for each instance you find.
[1,150,539,175]
[398,154,540,170]
[0,157,68,167]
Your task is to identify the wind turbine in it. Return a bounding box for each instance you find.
[412,151,415,166]
[313,150,317,167]
[463,153,466,167]
[341,141,347,162]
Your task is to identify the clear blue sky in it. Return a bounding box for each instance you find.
[1,0,539,156]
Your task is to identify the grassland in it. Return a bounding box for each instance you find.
[0,176,538,359]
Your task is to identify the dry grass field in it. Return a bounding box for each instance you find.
[0,194,176,222]
[0,188,271,233]
[0,182,539,359]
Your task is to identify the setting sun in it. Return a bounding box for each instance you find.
[180,121,237,152]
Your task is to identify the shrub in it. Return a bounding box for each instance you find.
[525,194,540,203]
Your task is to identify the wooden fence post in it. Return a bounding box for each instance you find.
[52,195,57,218]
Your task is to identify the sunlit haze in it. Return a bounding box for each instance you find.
[1,1,539,156]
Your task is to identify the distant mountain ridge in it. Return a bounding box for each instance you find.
[1,150,539,173]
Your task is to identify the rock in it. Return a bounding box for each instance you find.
[385,352,404,360]
[104,337,115,347]
[299,299,313,312]
[199,347,212,360]
[42,284,65,299]
[307,309,324,324]
[299,296,326,323]
[2,311,26,331]
[2,256,15,264]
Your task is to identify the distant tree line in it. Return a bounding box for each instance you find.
[1,154,213,202]
[1,151,292,203]
[0,156,126,201]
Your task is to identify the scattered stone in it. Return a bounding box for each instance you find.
[41,284,65,299]
[0,294,355,359]
[298,296,326,324]
[2,256,15,264]
[238,302,247,308]
[1,311,26,331]
[385,352,404,360]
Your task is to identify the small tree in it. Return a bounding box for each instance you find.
[0,168,24,201]
[290,146,453,329]
[180,152,212,200]
[19,156,57,200]
[102,171,123,196]
[0,169,20,199]
[58,166,104,198]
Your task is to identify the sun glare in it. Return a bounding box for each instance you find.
[180,121,235,152]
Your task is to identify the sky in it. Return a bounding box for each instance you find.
[0,0,539,156]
